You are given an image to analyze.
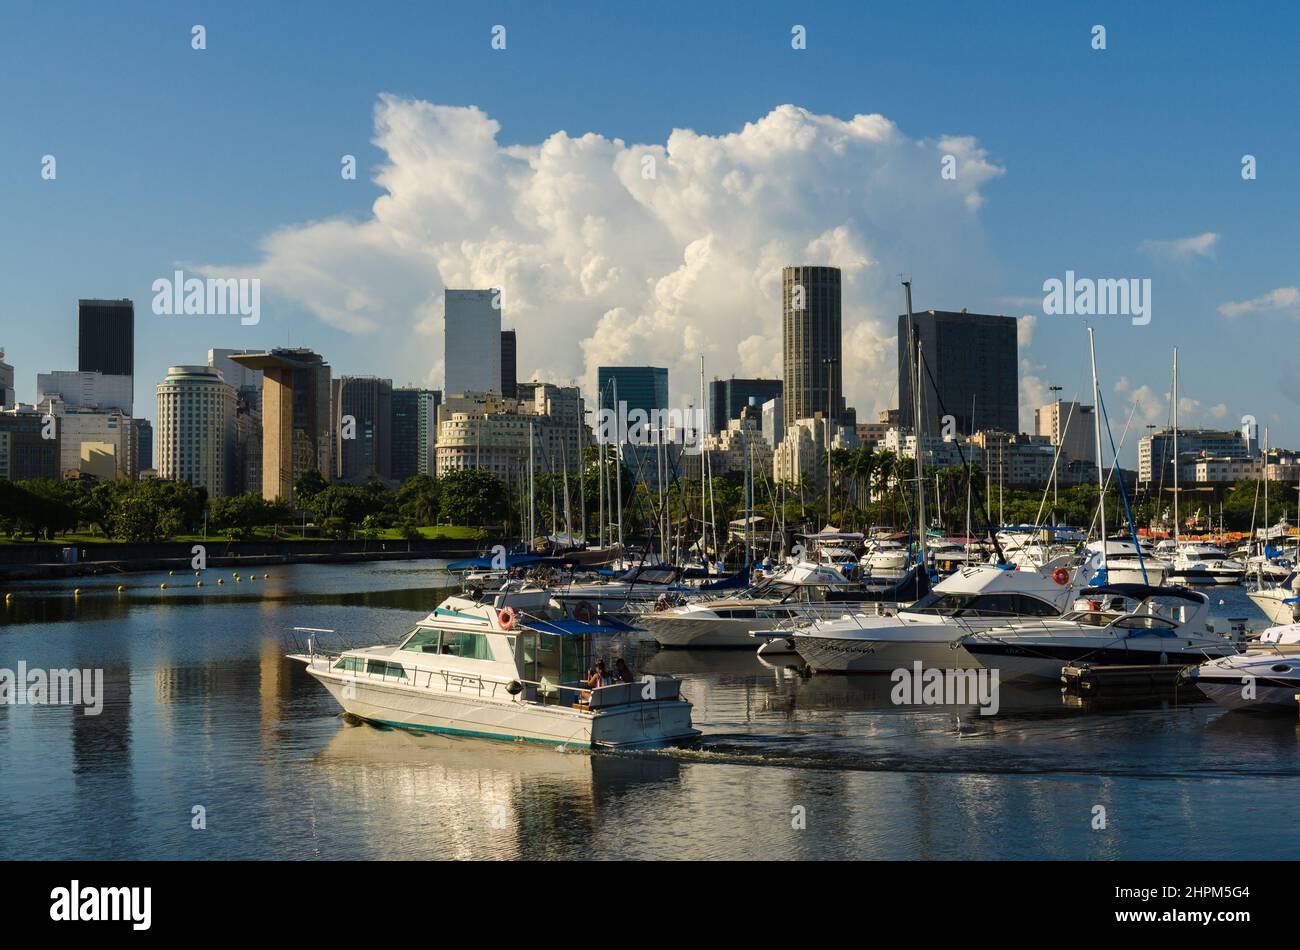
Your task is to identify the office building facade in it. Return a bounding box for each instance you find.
[782,265,843,430]
[333,376,393,482]
[709,377,783,435]
[391,388,440,482]
[898,309,1018,435]
[155,365,236,496]
[444,289,502,395]
[596,366,669,417]
[78,299,134,378]
[229,348,332,503]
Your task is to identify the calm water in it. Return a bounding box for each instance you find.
[1,562,1296,860]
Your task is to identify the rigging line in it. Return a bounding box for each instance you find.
[1098,392,1149,584]
[917,347,1005,563]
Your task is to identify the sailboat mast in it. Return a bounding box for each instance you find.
[904,279,927,567]
[614,379,624,554]
[1172,347,1179,547]
[1088,327,1107,575]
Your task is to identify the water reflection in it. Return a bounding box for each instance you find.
[1,564,1297,860]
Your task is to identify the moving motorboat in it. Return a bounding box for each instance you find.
[962,583,1243,681]
[1189,623,1300,712]
[790,563,1084,673]
[287,584,699,749]
[637,560,929,649]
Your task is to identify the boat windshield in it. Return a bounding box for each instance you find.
[906,591,1058,618]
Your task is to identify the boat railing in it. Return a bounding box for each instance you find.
[298,644,680,708]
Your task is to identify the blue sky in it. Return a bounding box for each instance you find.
[2,1,1298,459]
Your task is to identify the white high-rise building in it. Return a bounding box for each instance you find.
[156,365,236,497]
[444,289,502,396]
[37,369,134,416]
[40,397,130,479]
[0,348,14,408]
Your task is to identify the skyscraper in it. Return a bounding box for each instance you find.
[596,367,669,416]
[781,266,842,430]
[709,377,784,435]
[333,376,393,482]
[444,289,501,395]
[0,348,14,408]
[78,299,134,377]
[1035,400,1096,465]
[391,388,440,482]
[229,348,331,503]
[500,330,517,398]
[156,365,236,497]
[897,310,1018,435]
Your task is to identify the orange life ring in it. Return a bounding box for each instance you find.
[574,601,595,624]
[1052,567,1070,586]
[497,605,517,631]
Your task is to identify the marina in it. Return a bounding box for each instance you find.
[1,559,1298,862]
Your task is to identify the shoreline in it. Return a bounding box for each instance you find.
[0,538,491,581]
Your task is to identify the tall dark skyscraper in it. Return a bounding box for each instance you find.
[500,330,517,398]
[897,309,1018,435]
[597,366,669,416]
[78,299,134,376]
[781,266,842,431]
[391,388,440,481]
[709,377,784,435]
[333,376,393,482]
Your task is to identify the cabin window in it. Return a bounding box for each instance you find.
[366,660,407,678]
[333,656,366,674]
[400,628,442,653]
[438,631,494,661]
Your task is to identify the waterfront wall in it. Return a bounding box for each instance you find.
[0,538,490,580]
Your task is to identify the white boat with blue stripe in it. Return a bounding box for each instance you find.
[288,584,699,749]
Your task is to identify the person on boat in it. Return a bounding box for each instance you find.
[615,658,635,684]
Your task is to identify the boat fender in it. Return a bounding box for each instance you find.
[1052,567,1070,586]
[506,680,523,696]
[574,601,596,624]
[498,605,517,630]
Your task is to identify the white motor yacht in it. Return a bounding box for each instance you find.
[962,584,1243,681]
[637,561,927,649]
[860,539,910,580]
[1166,543,1245,585]
[1083,539,1169,586]
[790,563,1084,673]
[1248,571,1300,625]
[287,584,699,749]
[1189,623,1300,711]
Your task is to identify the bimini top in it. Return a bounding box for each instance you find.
[447,553,557,572]
[1080,583,1204,604]
[523,616,638,637]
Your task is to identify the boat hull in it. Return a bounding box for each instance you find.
[308,668,698,749]
[793,634,978,673]
[965,641,1236,681]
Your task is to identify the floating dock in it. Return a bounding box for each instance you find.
[1060,662,1191,693]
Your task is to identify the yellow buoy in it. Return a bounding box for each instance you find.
[73,588,81,595]
[194,571,200,577]
[168,570,174,576]
[116,585,125,592]
[263,574,269,579]
[196,581,203,587]
[217,579,224,585]
[160,583,167,589]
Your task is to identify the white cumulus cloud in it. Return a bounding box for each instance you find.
[1138,231,1220,260]
[1218,286,1300,319]
[205,96,1005,414]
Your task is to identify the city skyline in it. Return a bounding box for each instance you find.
[5,2,1299,464]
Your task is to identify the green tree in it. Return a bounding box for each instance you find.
[439,468,507,525]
